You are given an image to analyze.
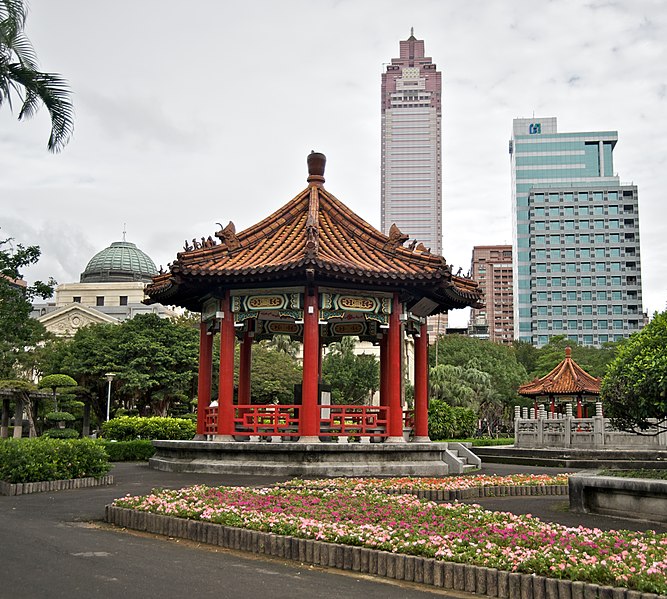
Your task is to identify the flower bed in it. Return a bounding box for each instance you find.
[113,483,667,594]
[277,473,570,501]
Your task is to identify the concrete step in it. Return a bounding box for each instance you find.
[471,446,667,469]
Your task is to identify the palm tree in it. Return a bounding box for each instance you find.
[0,0,73,152]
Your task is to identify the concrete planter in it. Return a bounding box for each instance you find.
[569,472,667,524]
[105,505,664,599]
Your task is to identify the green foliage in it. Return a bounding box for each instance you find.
[601,311,667,433]
[100,416,196,441]
[42,428,79,439]
[44,411,75,422]
[0,0,74,152]
[321,337,379,405]
[38,313,200,420]
[427,400,477,440]
[430,335,526,419]
[97,439,155,462]
[0,237,54,378]
[242,342,302,404]
[0,438,110,483]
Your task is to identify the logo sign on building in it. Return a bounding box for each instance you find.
[529,123,542,135]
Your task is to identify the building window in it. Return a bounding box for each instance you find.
[96,296,104,307]
[73,296,81,303]
[120,296,128,306]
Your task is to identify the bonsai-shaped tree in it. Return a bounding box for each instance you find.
[38,373,77,412]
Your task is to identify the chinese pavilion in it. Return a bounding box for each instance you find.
[518,347,601,418]
[146,152,482,444]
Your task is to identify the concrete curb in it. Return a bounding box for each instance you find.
[365,483,569,502]
[105,505,664,599]
[0,474,114,496]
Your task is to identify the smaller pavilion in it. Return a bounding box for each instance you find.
[518,347,601,418]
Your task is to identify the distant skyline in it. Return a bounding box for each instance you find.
[2,1,666,326]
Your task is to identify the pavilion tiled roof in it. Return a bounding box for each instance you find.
[146,153,482,313]
[518,347,601,397]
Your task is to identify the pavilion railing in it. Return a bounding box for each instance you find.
[203,404,389,439]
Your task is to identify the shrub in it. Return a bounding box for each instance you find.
[100,416,196,441]
[42,428,80,439]
[0,438,110,484]
[97,439,155,461]
[45,411,76,422]
[428,400,477,440]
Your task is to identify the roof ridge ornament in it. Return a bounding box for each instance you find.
[307,151,326,187]
[215,221,241,251]
[385,223,409,252]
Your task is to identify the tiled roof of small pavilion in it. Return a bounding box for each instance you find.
[146,153,482,313]
[518,347,601,397]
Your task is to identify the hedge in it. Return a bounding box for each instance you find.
[97,439,155,462]
[100,416,196,441]
[0,438,111,484]
[428,401,477,440]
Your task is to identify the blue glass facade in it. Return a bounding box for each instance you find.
[510,118,643,347]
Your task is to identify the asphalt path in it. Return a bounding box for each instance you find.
[0,461,664,599]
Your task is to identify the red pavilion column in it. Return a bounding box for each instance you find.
[386,292,405,442]
[216,291,235,440]
[379,334,388,408]
[196,321,213,437]
[576,395,583,418]
[299,289,320,442]
[238,329,253,406]
[413,322,430,442]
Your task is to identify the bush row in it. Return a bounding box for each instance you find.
[98,440,155,462]
[100,416,196,441]
[0,438,111,484]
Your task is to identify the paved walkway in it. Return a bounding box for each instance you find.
[0,461,663,599]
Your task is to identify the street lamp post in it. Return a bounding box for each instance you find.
[105,373,116,421]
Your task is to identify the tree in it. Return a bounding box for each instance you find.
[0,0,74,151]
[240,342,302,405]
[0,237,54,378]
[38,314,200,420]
[37,373,77,411]
[601,311,667,435]
[321,337,379,405]
[429,335,527,418]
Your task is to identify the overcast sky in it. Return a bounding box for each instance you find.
[2,0,666,327]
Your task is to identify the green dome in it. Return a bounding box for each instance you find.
[80,241,158,283]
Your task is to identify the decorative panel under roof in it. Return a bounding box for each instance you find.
[518,347,601,397]
[146,153,482,313]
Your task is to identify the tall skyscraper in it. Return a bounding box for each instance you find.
[469,245,514,345]
[381,30,442,255]
[510,117,643,347]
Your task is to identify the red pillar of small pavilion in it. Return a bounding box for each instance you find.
[238,329,253,406]
[413,322,430,441]
[379,334,388,407]
[216,290,235,439]
[576,395,583,418]
[386,293,404,442]
[299,289,320,442]
[196,321,213,436]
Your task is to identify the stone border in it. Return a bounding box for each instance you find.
[0,475,114,496]
[379,483,568,502]
[105,505,664,599]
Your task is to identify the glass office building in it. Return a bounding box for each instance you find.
[510,117,643,347]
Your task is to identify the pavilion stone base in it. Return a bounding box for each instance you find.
[149,440,459,477]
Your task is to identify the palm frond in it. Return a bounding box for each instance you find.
[7,62,74,152]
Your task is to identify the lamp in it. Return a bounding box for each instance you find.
[105,373,116,421]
